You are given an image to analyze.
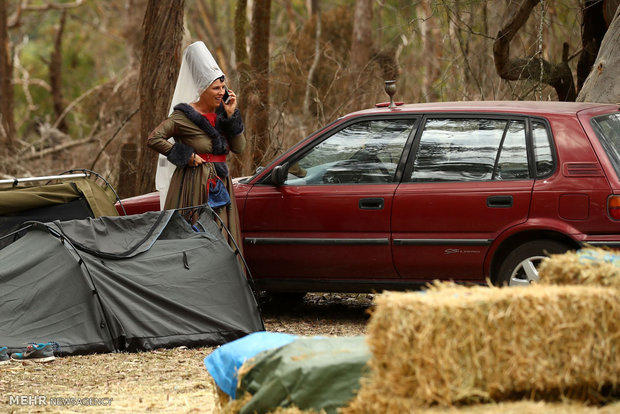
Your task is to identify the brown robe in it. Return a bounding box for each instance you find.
[147,107,245,251]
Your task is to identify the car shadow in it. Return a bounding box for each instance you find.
[257,293,373,336]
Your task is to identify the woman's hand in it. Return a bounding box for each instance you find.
[189,153,205,167]
[223,88,237,117]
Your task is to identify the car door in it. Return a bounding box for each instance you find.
[242,117,417,285]
[392,116,535,282]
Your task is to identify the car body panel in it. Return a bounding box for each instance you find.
[242,183,397,280]
[391,180,533,280]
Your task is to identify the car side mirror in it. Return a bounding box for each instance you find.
[271,163,289,186]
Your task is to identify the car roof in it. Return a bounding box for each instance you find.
[350,100,620,118]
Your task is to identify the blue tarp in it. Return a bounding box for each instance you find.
[204,331,297,398]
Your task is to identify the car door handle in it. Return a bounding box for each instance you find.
[359,198,384,210]
[486,195,513,208]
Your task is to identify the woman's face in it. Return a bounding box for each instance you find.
[199,79,226,110]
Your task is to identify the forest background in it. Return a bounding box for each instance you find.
[0,0,619,198]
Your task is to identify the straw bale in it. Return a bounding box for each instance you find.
[343,284,620,413]
[538,248,620,287]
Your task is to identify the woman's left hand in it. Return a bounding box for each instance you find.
[224,89,237,117]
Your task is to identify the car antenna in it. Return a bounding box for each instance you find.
[385,80,396,108]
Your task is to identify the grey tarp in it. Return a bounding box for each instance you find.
[0,209,264,355]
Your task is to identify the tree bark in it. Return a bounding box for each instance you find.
[303,0,320,119]
[493,0,576,101]
[136,0,185,195]
[577,6,620,103]
[350,0,373,85]
[50,11,68,134]
[0,0,15,148]
[229,0,251,176]
[576,0,607,91]
[247,0,271,170]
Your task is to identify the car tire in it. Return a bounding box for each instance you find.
[496,240,570,286]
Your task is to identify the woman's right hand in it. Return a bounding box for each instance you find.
[189,153,205,167]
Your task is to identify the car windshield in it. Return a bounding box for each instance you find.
[591,113,620,178]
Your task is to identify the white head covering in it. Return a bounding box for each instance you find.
[156,41,225,209]
[168,41,225,115]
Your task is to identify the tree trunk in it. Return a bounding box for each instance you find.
[247,0,271,170]
[50,11,68,134]
[577,6,620,103]
[350,0,373,86]
[229,0,251,176]
[136,0,185,195]
[576,0,607,91]
[303,0,320,120]
[0,0,15,148]
[493,0,577,101]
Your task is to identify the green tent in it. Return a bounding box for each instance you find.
[0,172,119,248]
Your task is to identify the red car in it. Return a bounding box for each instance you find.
[118,101,620,292]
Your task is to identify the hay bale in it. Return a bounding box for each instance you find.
[538,248,620,287]
[343,284,620,413]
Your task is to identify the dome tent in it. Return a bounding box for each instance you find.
[0,208,264,355]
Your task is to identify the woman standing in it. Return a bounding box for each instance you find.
[147,41,245,248]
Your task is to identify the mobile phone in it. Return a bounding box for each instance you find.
[223,87,231,104]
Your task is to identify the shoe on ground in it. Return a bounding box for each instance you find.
[0,346,9,365]
[11,342,58,363]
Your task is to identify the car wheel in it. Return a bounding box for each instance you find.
[496,240,569,286]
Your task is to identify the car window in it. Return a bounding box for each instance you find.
[408,118,529,182]
[532,120,554,178]
[591,113,620,178]
[285,119,415,185]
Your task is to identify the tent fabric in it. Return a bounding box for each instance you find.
[0,177,119,250]
[236,336,370,414]
[0,178,118,217]
[0,209,264,355]
[205,331,298,398]
[0,231,114,355]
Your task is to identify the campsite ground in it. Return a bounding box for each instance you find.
[1,293,620,413]
[0,293,370,413]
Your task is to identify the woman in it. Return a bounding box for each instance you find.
[147,41,245,248]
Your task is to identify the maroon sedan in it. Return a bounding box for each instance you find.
[118,101,620,292]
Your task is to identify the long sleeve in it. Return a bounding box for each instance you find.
[220,109,246,154]
[147,116,194,167]
[147,117,177,156]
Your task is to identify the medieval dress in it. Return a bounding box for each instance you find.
[147,102,245,249]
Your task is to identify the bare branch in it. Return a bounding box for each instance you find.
[22,135,96,161]
[90,107,140,171]
[9,0,84,28]
[493,0,576,101]
[52,83,107,130]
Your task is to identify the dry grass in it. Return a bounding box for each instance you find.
[0,347,217,413]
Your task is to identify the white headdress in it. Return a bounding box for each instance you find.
[156,41,225,208]
[168,41,225,115]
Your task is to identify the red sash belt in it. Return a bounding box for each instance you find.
[197,153,226,163]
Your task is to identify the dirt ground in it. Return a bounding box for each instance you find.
[1,293,619,413]
[0,293,370,413]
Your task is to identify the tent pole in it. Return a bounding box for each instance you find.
[0,173,87,185]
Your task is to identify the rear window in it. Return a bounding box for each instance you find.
[591,113,620,177]
[408,118,530,182]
